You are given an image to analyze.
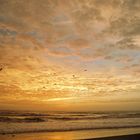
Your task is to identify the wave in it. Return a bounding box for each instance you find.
[0,111,140,134]
[0,111,140,121]
[1,125,140,134]
[0,116,45,123]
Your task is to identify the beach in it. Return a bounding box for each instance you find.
[0,111,140,139]
[0,128,140,140]
[86,134,140,140]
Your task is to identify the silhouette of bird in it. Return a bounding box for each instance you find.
[72,75,76,78]
[0,68,3,71]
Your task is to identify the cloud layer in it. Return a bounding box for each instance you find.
[0,0,140,111]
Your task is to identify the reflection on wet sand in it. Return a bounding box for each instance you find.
[1,128,140,140]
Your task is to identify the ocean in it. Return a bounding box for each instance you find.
[0,110,140,135]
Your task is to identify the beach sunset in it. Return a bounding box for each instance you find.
[0,0,140,139]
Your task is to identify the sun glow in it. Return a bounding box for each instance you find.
[0,0,140,111]
[45,97,76,102]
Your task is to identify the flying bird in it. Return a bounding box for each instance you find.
[72,75,76,78]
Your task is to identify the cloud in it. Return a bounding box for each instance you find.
[45,97,76,102]
[123,63,140,76]
[0,0,139,65]
[67,38,91,50]
[47,45,74,57]
[0,0,140,111]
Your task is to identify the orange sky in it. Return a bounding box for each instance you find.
[0,0,140,111]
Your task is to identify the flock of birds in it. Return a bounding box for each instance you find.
[0,65,88,90]
[0,67,87,74]
[42,69,88,89]
[0,64,87,73]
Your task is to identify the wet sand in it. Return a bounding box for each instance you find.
[1,133,140,140]
[86,134,140,140]
[0,128,140,140]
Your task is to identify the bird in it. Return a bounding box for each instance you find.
[72,75,76,78]
[0,68,3,71]
[84,69,87,71]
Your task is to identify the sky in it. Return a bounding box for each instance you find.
[0,0,140,111]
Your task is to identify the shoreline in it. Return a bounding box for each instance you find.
[1,126,140,135]
[0,128,140,140]
[1,133,140,140]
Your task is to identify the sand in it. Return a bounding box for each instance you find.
[0,129,140,140]
[86,134,140,140]
[1,133,140,140]
[0,128,140,140]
